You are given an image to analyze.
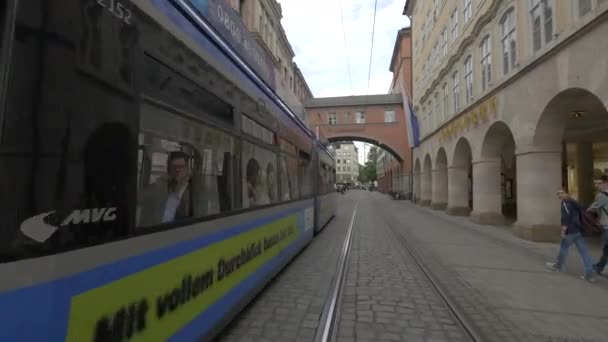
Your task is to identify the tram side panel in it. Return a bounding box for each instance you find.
[0,1,318,341]
[314,150,336,233]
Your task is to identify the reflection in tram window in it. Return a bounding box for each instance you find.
[280,155,291,201]
[137,104,236,227]
[286,155,300,200]
[137,138,198,227]
[299,152,314,198]
[267,163,277,202]
[242,141,277,208]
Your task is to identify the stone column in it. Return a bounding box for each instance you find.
[420,171,432,206]
[470,159,505,225]
[413,172,421,202]
[575,142,595,206]
[431,168,448,210]
[514,150,562,242]
[447,166,471,216]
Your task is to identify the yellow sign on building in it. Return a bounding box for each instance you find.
[438,96,497,143]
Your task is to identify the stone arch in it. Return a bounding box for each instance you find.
[414,158,422,202]
[432,148,448,210]
[327,136,404,162]
[532,87,608,206]
[473,121,517,224]
[533,88,607,149]
[448,138,473,215]
[421,154,433,206]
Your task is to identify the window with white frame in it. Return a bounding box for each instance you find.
[422,107,427,134]
[480,35,492,91]
[441,27,447,57]
[464,0,472,23]
[501,8,517,75]
[579,0,606,16]
[355,111,366,124]
[329,112,337,125]
[434,42,439,68]
[434,93,440,125]
[579,0,593,15]
[531,0,553,52]
[442,83,449,120]
[453,71,460,113]
[464,56,473,104]
[384,110,396,123]
[451,8,459,43]
[429,100,434,129]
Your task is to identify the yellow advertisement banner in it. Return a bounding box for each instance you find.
[66,214,299,342]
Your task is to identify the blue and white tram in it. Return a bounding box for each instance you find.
[0,0,336,341]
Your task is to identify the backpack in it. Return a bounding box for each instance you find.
[579,191,607,236]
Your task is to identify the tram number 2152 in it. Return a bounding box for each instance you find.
[96,0,132,25]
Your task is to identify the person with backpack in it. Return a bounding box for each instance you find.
[546,189,596,282]
[588,175,608,275]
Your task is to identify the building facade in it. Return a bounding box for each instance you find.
[377,27,414,196]
[228,0,314,125]
[334,142,360,184]
[404,0,608,241]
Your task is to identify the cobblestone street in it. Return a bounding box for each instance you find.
[219,191,608,341]
[335,197,468,342]
[215,198,356,342]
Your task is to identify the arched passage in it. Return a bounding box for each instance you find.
[414,158,421,202]
[533,88,608,205]
[471,121,517,225]
[327,136,403,162]
[515,88,608,241]
[421,154,433,206]
[448,138,473,216]
[432,148,448,210]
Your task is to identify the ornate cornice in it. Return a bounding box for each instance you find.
[418,0,506,104]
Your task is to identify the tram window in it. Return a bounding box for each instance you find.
[299,152,314,198]
[280,154,300,200]
[137,137,200,227]
[137,127,235,228]
[242,141,277,208]
[279,155,290,201]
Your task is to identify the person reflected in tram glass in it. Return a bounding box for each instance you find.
[267,164,277,203]
[246,159,260,206]
[163,151,193,223]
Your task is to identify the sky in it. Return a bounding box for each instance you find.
[278,0,410,164]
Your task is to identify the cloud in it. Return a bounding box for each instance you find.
[278,0,410,98]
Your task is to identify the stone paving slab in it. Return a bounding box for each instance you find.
[215,197,356,342]
[375,193,608,342]
[335,192,470,342]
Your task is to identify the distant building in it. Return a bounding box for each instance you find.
[228,0,314,126]
[334,142,359,184]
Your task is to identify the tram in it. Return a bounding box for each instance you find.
[0,0,336,341]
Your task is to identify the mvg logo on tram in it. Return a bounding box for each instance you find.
[20,208,117,243]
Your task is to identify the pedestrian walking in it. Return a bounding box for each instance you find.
[546,189,596,283]
[589,175,608,275]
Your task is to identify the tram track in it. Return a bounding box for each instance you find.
[315,196,483,342]
[314,202,358,342]
[381,209,483,342]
